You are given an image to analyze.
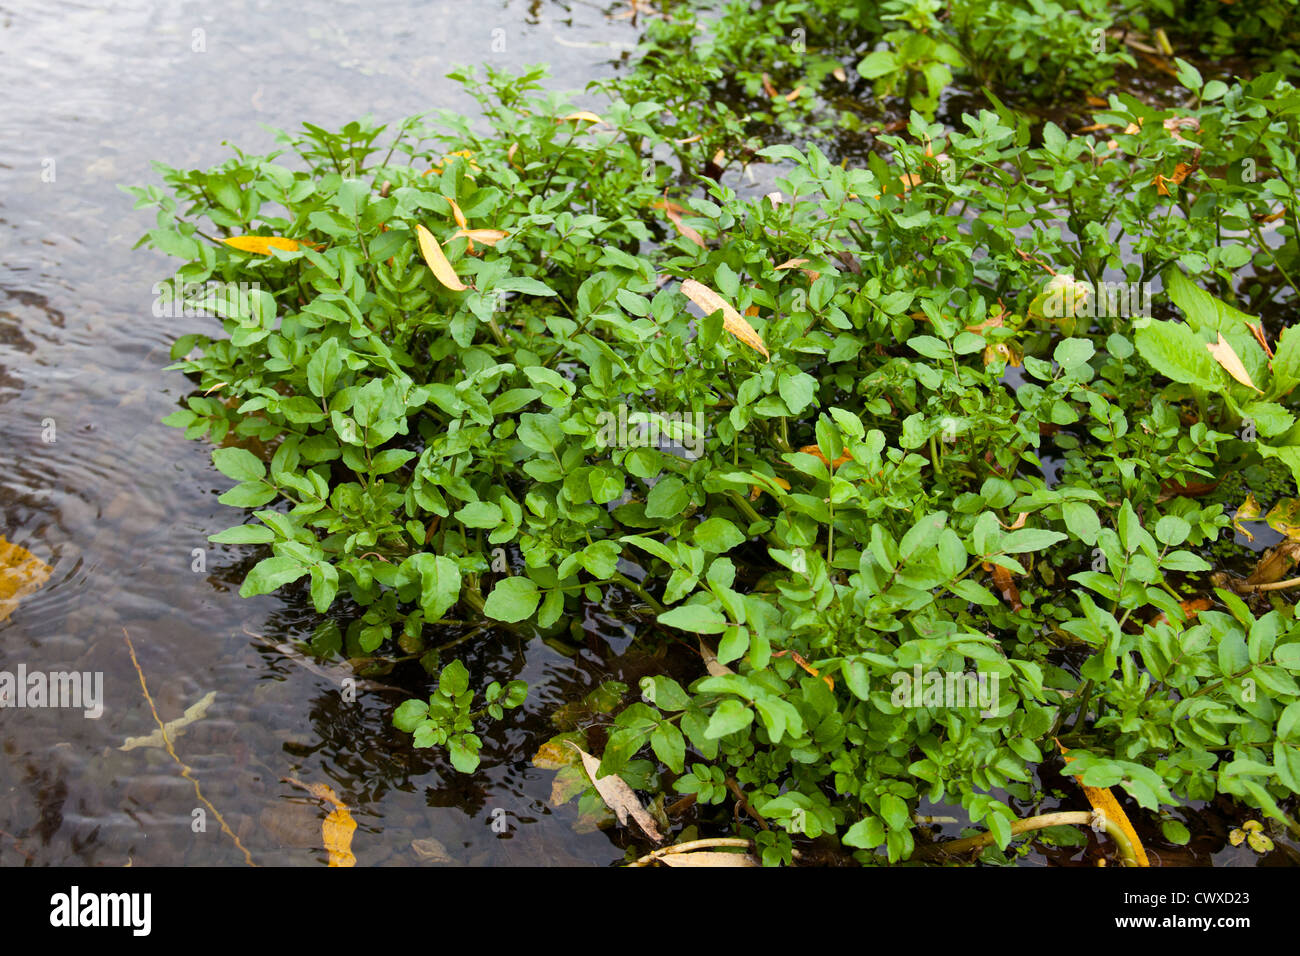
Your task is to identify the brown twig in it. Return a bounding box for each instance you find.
[122,628,256,866]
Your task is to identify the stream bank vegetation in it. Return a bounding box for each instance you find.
[126,0,1300,865]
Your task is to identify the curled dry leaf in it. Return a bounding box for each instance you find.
[680,278,770,360]
[415,223,467,291]
[443,196,468,229]
[223,236,305,255]
[832,65,848,82]
[1245,540,1300,586]
[1149,596,1212,627]
[1206,333,1261,391]
[797,444,853,470]
[119,690,217,751]
[652,200,706,248]
[774,257,820,281]
[566,742,665,843]
[1057,741,1150,866]
[0,535,53,624]
[983,561,1023,611]
[699,639,735,676]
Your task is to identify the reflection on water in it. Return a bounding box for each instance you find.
[0,0,643,866]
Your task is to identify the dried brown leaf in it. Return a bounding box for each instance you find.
[566,742,665,843]
[1206,333,1261,391]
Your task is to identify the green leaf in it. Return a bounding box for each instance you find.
[693,517,745,553]
[704,699,753,738]
[240,556,308,597]
[1134,320,1222,389]
[658,603,727,634]
[483,576,541,623]
[212,447,266,482]
[645,476,690,519]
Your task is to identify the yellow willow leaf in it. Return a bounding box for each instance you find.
[1058,742,1149,866]
[0,535,53,624]
[566,742,665,843]
[1206,333,1262,392]
[659,851,758,867]
[453,228,509,247]
[559,110,603,126]
[223,236,303,255]
[415,223,467,291]
[680,278,770,360]
[443,196,468,229]
[323,806,356,866]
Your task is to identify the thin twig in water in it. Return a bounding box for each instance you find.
[122,628,256,866]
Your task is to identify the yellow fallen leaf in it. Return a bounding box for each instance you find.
[680,278,770,360]
[323,802,357,867]
[423,150,481,176]
[659,850,758,866]
[1206,333,1261,392]
[284,778,356,866]
[452,228,509,248]
[443,196,468,229]
[566,742,665,843]
[1058,742,1149,866]
[222,236,304,255]
[0,536,52,624]
[559,111,604,126]
[415,223,467,291]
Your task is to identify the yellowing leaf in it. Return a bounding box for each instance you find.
[680,278,769,360]
[1058,742,1149,866]
[0,535,52,624]
[797,444,853,469]
[1234,492,1262,541]
[566,742,665,843]
[415,223,467,291]
[223,236,304,255]
[1206,333,1261,391]
[1265,498,1300,540]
